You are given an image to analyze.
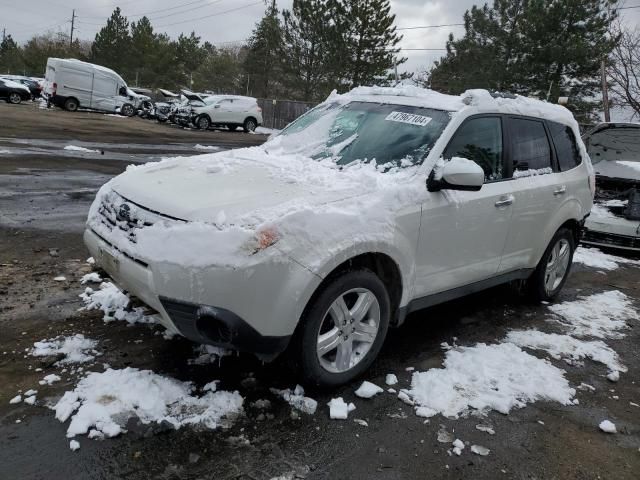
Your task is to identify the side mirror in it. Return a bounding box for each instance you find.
[427,157,485,192]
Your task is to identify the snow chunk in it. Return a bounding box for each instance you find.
[69,440,80,451]
[24,389,37,396]
[188,345,230,365]
[607,371,620,382]
[548,291,638,339]
[194,144,221,151]
[80,282,155,325]
[30,334,98,365]
[471,445,490,456]
[41,374,62,385]
[271,385,317,414]
[64,145,99,153]
[505,330,627,374]
[573,247,640,271]
[24,395,36,405]
[9,395,22,404]
[385,374,398,386]
[355,381,383,399]
[599,420,616,433]
[80,273,102,284]
[53,367,243,439]
[407,343,575,419]
[327,397,355,420]
[452,439,465,455]
[475,424,495,435]
[53,276,66,282]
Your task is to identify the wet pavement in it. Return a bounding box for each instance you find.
[1,103,639,479]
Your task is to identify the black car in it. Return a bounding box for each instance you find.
[0,79,32,104]
[12,77,42,98]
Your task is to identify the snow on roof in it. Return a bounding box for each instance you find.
[330,85,578,127]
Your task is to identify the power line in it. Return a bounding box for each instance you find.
[155,1,263,28]
[397,23,464,31]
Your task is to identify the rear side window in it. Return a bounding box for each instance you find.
[548,121,582,171]
[508,118,552,171]
[444,117,504,181]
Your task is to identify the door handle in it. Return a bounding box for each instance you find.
[553,186,567,196]
[495,195,514,207]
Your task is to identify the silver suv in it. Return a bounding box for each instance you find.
[85,87,594,387]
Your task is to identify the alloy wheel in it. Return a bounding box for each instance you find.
[316,288,380,373]
[544,238,571,295]
[9,93,20,104]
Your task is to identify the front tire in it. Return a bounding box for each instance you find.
[8,93,22,104]
[196,115,211,130]
[120,104,135,117]
[528,228,575,302]
[290,269,390,388]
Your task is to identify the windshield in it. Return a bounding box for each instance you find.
[274,101,451,169]
[587,126,640,164]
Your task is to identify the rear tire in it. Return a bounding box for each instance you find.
[527,227,575,302]
[64,98,78,111]
[290,269,390,388]
[243,117,257,133]
[8,93,22,104]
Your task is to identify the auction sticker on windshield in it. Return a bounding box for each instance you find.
[385,111,432,127]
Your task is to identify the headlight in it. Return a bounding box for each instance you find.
[250,226,279,254]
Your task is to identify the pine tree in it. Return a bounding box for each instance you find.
[336,0,404,88]
[429,0,618,121]
[243,1,284,98]
[0,34,23,74]
[176,32,205,88]
[281,0,334,101]
[130,17,156,86]
[91,8,132,77]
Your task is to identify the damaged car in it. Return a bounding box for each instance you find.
[582,122,640,251]
[85,87,593,387]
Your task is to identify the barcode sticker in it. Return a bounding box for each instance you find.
[385,111,432,127]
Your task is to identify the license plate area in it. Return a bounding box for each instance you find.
[99,247,120,274]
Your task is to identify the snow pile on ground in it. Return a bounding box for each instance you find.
[64,145,99,153]
[505,330,627,374]
[573,247,640,271]
[406,343,575,419]
[53,367,244,439]
[194,144,221,150]
[355,381,383,398]
[80,282,155,325]
[271,385,318,414]
[327,397,356,420]
[548,290,638,339]
[80,272,102,284]
[30,334,99,365]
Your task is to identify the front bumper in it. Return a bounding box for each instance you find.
[583,213,640,251]
[83,227,321,357]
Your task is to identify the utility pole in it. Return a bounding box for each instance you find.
[69,9,76,48]
[601,59,610,122]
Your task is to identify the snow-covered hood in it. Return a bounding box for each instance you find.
[109,149,362,224]
[593,160,640,182]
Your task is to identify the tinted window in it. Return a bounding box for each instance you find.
[549,122,581,171]
[509,118,552,171]
[444,117,503,181]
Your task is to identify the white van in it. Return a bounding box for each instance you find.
[44,58,147,116]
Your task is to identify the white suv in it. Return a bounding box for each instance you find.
[84,87,593,387]
[188,94,263,132]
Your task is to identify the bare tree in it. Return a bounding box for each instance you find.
[608,26,640,119]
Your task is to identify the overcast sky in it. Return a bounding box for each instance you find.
[3,0,639,75]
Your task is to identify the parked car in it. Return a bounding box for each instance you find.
[0,78,32,104]
[84,87,593,387]
[173,92,262,131]
[43,58,140,115]
[0,75,42,98]
[582,122,640,251]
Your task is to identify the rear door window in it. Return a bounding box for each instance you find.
[443,116,504,181]
[508,118,552,174]
[548,121,582,171]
